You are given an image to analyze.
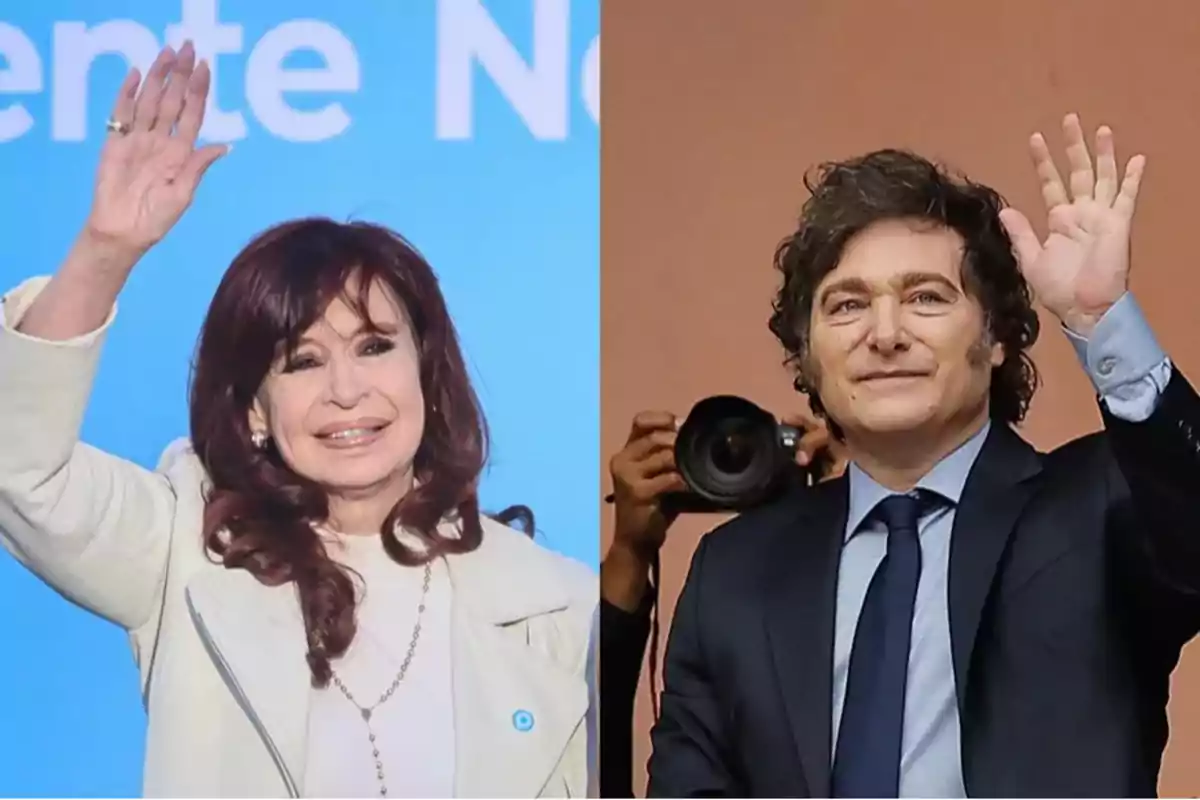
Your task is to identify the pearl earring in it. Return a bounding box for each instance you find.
[251,430,268,450]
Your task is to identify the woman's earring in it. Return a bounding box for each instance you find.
[251,430,268,450]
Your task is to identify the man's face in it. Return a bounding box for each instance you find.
[805,219,1003,441]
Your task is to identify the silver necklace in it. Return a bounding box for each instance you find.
[330,561,432,797]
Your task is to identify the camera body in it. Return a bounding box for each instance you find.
[663,395,821,515]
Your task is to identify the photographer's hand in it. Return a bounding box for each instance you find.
[782,399,848,482]
[602,411,687,611]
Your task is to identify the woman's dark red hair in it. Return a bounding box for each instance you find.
[189,217,496,687]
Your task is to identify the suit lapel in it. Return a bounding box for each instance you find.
[947,423,1042,712]
[443,522,589,798]
[185,568,311,797]
[760,424,1043,794]
[763,478,847,798]
[447,604,588,797]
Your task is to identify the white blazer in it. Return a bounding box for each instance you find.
[0,276,599,798]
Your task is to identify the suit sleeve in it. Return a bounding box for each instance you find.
[1065,294,1200,605]
[646,535,741,797]
[0,276,175,631]
[1102,369,1200,598]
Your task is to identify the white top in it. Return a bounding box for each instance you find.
[302,532,456,798]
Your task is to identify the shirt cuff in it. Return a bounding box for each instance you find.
[1063,292,1172,422]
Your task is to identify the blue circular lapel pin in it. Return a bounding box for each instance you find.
[512,709,534,732]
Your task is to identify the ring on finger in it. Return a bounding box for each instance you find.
[105,118,131,136]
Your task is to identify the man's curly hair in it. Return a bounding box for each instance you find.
[767,149,1041,431]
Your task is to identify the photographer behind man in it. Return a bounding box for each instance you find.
[612,113,1200,798]
[599,405,847,797]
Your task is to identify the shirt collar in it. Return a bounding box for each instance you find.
[845,419,991,540]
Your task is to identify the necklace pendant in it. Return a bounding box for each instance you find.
[361,708,372,722]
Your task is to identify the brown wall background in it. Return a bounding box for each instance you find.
[600,0,1200,795]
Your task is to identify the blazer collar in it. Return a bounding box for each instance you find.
[444,514,575,624]
[184,517,586,798]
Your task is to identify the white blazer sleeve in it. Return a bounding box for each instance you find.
[586,601,600,798]
[0,276,176,630]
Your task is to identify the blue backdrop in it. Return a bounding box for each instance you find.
[0,0,598,794]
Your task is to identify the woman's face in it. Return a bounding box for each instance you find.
[249,278,425,510]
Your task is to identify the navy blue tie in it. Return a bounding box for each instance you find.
[831,492,926,798]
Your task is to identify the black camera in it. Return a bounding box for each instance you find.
[663,395,818,515]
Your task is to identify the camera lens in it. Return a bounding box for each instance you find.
[710,426,756,474]
[674,395,799,509]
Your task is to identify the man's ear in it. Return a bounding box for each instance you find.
[990,340,1005,368]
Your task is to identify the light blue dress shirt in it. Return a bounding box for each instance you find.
[829,292,1174,797]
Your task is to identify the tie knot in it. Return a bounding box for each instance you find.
[874,492,926,539]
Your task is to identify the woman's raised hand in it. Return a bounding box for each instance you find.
[84,41,229,264]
